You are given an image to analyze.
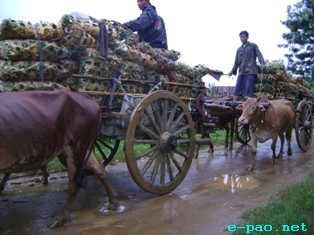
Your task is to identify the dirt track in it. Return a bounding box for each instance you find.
[0,135,314,235]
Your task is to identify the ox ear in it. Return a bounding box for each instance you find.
[236,103,243,109]
[257,95,268,103]
[258,104,265,112]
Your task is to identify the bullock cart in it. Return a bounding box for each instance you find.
[70,74,215,196]
[0,16,222,196]
[204,87,314,152]
[0,16,230,228]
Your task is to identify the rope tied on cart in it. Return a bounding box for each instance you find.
[97,20,108,59]
[258,66,264,95]
[34,24,44,88]
[104,69,122,112]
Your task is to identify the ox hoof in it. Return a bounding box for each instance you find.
[99,198,121,214]
[41,178,49,185]
[103,197,121,211]
[108,202,119,211]
[245,164,254,171]
[288,149,292,156]
[277,154,284,159]
[47,216,67,229]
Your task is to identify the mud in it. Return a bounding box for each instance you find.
[0,135,314,235]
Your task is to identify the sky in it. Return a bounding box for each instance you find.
[0,0,299,86]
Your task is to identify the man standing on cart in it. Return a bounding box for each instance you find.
[124,0,168,50]
[228,30,265,101]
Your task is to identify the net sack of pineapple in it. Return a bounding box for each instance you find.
[0,19,62,41]
[0,60,75,81]
[0,39,70,61]
[254,59,312,98]
[0,80,67,92]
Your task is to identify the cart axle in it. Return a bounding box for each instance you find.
[159,132,177,153]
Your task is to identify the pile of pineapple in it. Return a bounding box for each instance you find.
[0,15,215,98]
[254,60,313,100]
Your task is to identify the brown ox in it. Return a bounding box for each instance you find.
[195,96,236,157]
[206,96,236,152]
[238,97,295,170]
[0,90,119,228]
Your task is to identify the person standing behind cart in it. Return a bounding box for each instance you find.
[228,30,265,101]
[124,0,168,49]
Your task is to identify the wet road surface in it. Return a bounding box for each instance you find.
[1,135,314,235]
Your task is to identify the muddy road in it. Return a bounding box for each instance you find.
[1,135,314,235]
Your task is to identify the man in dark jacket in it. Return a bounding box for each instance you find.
[228,31,265,100]
[124,0,168,49]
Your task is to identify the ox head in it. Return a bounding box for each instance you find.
[238,98,266,125]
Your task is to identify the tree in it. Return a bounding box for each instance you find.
[279,0,314,79]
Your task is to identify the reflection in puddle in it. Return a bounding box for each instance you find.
[208,174,259,193]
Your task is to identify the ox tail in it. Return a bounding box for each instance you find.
[75,140,96,187]
[75,111,102,187]
[75,164,87,187]
[75,142,95,187]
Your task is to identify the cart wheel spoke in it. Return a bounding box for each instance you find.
[160,155,166,185]
[140,150,158,174]
[138,123,160,140]
[165,154,174,181]
[143,108,161,135]
[167,103,178,129]
[93,137,120,166]
[136,145,159,160]
[161,99,169,132]
[170,112,185,133]
[170,151,185,172]
[151,101,163,129]
[150,154,161,184]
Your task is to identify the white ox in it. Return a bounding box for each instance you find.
[238,97,295,170]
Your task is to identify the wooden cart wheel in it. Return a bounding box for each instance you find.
[93,135,120,166]
[235,119,251,144]
[295,100,313,152]
[125,90,195,195]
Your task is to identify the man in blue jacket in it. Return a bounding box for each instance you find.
[124,0,168,49]
[228,31,265,100]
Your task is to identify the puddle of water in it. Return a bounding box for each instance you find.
[202,174,259,193]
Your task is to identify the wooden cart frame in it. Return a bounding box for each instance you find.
[74,74,213,195]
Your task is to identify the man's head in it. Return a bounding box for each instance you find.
[239,30,249,44]
[137,0,150,10]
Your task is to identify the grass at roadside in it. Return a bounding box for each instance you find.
[203,129,227,145]
[232,172,314,235]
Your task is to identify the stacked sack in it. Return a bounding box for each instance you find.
[0,15,217,99]
[0,19,74,91]
[254,60,313,101]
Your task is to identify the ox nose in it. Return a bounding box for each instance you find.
[238,116,248,125]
